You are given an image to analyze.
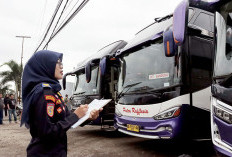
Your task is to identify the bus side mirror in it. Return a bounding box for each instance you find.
[164,27,177,57]
[99,57,107,76]
[85,61,92,83]
[173,0,188,46]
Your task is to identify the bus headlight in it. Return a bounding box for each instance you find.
[214,106,232,124]
[153,107,181,120]
[115,108,122,117]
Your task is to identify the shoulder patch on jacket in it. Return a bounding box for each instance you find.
[45,95,56,103]
[57,107,62,113]
[47,103,55,117]
[42,83,51,88]
[56,99,62,105]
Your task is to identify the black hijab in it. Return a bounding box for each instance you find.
[21,50,63,128]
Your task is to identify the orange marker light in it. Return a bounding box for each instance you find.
[167,41,170,56]
[173,108,181,117]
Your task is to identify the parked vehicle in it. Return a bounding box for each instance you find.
[63,40,127,128]
[211,0,232,156]
[114,0,215,140]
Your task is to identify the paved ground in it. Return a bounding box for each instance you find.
[0,116,217,157]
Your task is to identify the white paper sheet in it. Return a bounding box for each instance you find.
[71,99,112,128]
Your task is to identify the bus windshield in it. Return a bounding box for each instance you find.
[118,39,181,94]
[214,2,232,78]
[74,66,99,95]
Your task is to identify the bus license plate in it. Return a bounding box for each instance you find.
[127,124,140,132]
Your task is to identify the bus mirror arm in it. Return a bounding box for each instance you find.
[63,74,67,90]
[62,72,73,90]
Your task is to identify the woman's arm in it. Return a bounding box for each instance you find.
[31,90,80,139]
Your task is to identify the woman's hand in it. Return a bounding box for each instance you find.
[74,104,88,118]
[88,108,103,121]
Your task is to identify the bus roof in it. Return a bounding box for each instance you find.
[189,0,228,12]
[72,40,127,73]
[117,15,173,56]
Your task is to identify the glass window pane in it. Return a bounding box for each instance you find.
[194,13,213,32]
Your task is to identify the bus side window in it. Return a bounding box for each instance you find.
[194,12,213,32]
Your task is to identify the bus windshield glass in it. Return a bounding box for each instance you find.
[118,38,181,94]
[214,2,232,77]
[74,66,99,95]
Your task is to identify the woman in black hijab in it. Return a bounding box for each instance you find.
[21,50,101,157]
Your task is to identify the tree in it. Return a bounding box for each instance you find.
[0,83,14,96]
[0,60,23,103]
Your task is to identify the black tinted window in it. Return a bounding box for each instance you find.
[189,36,213,91]
[194,13,213,32]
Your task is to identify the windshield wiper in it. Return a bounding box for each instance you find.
[219,73,232,87]
[128,86,163,97]
[130,86,152,92]
[117,82,141,99]
[74,92,86,96]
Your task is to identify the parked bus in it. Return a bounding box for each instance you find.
[114,0,215,140]
[63,40,127,128]
[211,0,232,156]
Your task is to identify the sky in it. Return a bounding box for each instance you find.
[0,0,182,90]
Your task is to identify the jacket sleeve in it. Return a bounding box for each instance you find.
[65,105,71,116]
[31,90,79,139]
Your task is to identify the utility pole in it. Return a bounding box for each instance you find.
[16,35,31,105]
[16,36,31,67]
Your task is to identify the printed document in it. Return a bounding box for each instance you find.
[71,99,112,128]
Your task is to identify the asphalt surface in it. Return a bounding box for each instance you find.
[0,116,217,157]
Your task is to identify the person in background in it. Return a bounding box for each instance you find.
[3,94,9,117]
[64,94,72,111]
[0,93,4,124]
[7,94,17,123]
[21,50,102,157]
[64,94,69,104]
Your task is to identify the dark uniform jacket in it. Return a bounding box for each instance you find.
[27,84,79,157]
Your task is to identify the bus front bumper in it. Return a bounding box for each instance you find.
[114,115,183,139]
[212,116,232,156]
